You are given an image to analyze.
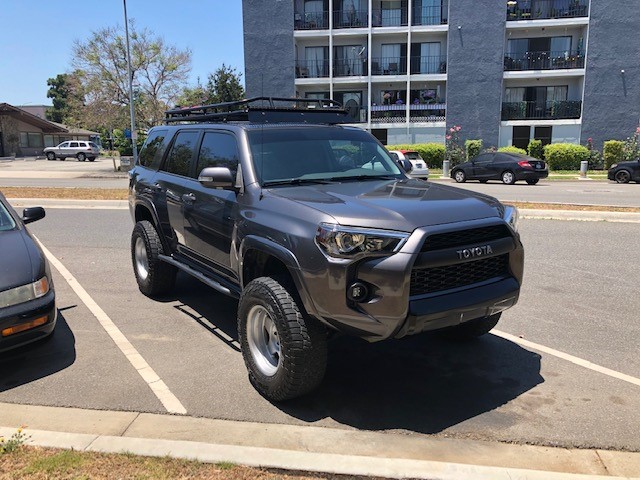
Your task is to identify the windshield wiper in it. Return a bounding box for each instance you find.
[327,174,398,182]
[262,178,333,187]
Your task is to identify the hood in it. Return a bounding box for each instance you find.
[266,179,503,231]
[0,229,43,292]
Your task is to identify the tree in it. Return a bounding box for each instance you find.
[45,72,86,126]
[205,64,245,104]
[72,22,192,129]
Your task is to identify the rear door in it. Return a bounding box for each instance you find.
[155,130,201,254]
[68,141,79,157]
[182,130,240,277]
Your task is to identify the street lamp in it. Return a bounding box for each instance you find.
[123,0,138,163]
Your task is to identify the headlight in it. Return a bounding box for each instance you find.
[610,163,618,169]
[316,223,409,258]
[503,205,519,232]
[0,277,50,309]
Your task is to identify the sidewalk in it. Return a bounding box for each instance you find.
[0,402,638,480]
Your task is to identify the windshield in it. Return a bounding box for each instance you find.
[247,127,403,185]
[0,201,16,231]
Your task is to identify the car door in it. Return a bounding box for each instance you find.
[68,141,79,157]
[471,153,494,180]
[182,131,239,277]
[57,142,70,156]
[155,130,201,254]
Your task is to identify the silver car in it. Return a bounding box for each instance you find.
[44,141,100,162]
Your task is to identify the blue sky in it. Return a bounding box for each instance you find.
[0,0,245,106]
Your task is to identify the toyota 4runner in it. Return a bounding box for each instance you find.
[129,98,524,401]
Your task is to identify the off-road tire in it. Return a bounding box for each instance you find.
[131,220,177,297]
[238,276,328,401]
[438,313,501,341]
[46,152,56,161]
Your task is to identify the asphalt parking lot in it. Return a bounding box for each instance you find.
[1,205,639,453]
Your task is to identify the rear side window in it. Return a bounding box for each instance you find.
[196,132,239,179]
[79,142,87,147]
[89,142,98,148]
[162,131,199,177]
[70,142,79,148]
[138,129,168,169]
[405,152,422,160]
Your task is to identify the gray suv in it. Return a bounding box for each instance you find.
[129,98,524,401]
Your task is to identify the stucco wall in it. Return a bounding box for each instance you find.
[581,0,640,147]
[243,0,296,98]
[446,1,505,148]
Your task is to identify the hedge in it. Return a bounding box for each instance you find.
[543,143,590,170]
[498,146,527,155]
[527,139,543,159]
[386,143,445,168]
[603,140,624,169]
[465,139,483,160]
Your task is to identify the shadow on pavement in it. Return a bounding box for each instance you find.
[0,312,76,392]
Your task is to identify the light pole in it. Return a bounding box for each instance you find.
[123,0,138,163]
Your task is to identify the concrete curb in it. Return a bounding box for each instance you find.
[0,404,639,479]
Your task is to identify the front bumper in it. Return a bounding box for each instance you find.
[301,218,524,342]
[0,290,56,353]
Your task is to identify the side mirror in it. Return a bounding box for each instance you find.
[22,207,46,224]
[198,167,234,189]
[397,158,413,173]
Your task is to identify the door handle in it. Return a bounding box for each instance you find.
[143,183,162,194]
[182,193,196,203]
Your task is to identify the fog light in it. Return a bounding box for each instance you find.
[347,282,370,303]
[1,316,48,337]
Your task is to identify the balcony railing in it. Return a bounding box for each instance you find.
[370,57,407,75]
[507,0,589,21]
[333,10,368,28]
[504,51,584,71]
[334,58,366,77]
[295,59,330,78]
[372,7,408,27]
[410,55,447,74]
[412,3,448,25]
[501,100,582,120]
[371,103,446,123]
[294,11,329,30]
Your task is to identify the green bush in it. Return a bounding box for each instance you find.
[498,146,527,155]
[527,139,543,159]
[465,139,483,160]
[386,143,445,168]
[543,143,590,170]
[603,140,624,169]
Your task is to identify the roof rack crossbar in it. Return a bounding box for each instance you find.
[165,97,351,125]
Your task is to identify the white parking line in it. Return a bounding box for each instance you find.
[493,330,640,388]
[35,237,187,415]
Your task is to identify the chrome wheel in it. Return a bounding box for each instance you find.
[247,305,281,377]
[615,170,631,184]
[134,236,149,281]
[502,171,515,184]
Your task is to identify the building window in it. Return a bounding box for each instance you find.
[18,132,44,148]
[512,126,531,150]
[20,132,28,147]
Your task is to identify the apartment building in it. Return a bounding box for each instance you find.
[242,0,640,148]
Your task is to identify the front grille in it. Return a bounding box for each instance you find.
[410,255,509,296]
[421,225,511,252]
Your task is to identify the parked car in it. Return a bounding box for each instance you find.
[451,152,548,185]
[388,150,429,179]
[0,192,56,352]
[129,98,523,401]
[44,141,100,162]
[608,159,640,183]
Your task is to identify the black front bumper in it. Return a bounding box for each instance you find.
[395,277,520,338]
[0,290,57,353]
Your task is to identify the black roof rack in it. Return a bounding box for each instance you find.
[165,97,350,125]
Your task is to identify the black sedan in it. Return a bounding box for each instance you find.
[451,152,549,185]
[608,159,640,183]
[0,192,56,352]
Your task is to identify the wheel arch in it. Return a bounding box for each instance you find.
[133,201,171,253]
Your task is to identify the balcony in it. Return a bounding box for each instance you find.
[294,11,329,30]
[506,0,589,21]
[410,55,447,74]
[371,103,446,123]
[501,100,582,120]
[370,57,407,75]
[334,58,367,77]
[372,6,408,27]
[504,51,584,71]
[412,2,448,25]
[295,59,330,79]
[333,10,368,29]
